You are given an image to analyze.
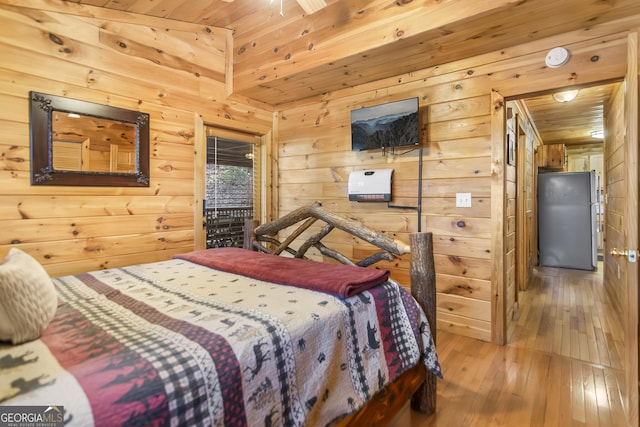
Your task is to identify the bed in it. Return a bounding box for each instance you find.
[0,202,441,426]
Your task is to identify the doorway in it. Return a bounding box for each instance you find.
[507,82,617,286]
[204,136,256,248]
[506,75,638,425]
[196,124,265,250]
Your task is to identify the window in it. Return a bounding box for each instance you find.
[204,132,261,248]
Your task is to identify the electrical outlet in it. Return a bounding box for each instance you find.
[456,192,472,208]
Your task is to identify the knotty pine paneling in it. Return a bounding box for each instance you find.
[1,214,195,245]
[276,29,631,343]
[432,235,492,260]
[2,0,633,347]
[0,4,271,276]
[438,311,492,342]
[603,82,627,318]
[0,195,194,220]
[436,274,491,302]
[505,140,517,331]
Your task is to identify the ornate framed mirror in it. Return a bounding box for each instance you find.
[29,91,150,187]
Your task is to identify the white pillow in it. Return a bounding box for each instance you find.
[0,248,58,344]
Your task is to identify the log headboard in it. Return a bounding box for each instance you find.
[244,201,437,419]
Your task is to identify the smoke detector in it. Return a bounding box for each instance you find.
[545,47,570,68]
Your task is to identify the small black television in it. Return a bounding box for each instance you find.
[350,97,420,152]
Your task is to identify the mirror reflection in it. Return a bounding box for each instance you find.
[52,111,137,174]
[29,91,150,187]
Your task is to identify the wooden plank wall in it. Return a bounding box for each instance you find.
[625,31,640,426]
[0,3,272,277]
[524,124,536,280]
[504,106,518,336]
[0,1,636,344]
[515,105,539,291]
[276,23,632,343]
[602,33,639,427]
[603,83,627,313]
[504,100,542,339]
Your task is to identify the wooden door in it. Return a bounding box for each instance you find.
[623,32,639,427]
[194,116,266,250]
[516,118,534,291]
[606,32,639,426]
[491,90,507,344]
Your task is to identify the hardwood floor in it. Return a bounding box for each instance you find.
[390,264,629,427]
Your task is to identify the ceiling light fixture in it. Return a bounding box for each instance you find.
[552,89,579,103]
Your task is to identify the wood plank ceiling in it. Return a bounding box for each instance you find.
[62,0,639,146]
[522,83,619,149]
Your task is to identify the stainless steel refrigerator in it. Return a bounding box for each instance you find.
[538,170,597,271]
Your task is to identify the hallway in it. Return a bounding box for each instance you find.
[390,265,628,426]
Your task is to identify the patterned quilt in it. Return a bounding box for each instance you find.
[0,257,441,427]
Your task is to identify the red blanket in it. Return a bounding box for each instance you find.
[174,248,390,298]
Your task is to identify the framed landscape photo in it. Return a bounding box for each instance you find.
[507,134,516,166]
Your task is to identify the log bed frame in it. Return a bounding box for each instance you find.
[243,201,437,425]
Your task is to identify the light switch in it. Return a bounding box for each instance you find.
[456,193,472,208]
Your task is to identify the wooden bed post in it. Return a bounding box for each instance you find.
[243,219,259,250]
[409,232,437,415]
